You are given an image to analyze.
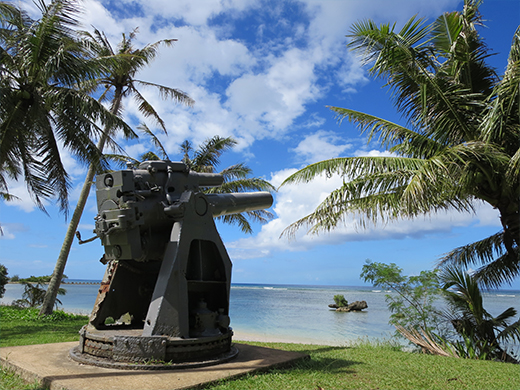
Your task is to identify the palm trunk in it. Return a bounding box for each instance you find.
[40,91,123,316]
[498,204,520,259]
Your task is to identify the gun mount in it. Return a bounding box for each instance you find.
[70,160,273,368]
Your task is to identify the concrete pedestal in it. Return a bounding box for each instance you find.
[0,342,308,390]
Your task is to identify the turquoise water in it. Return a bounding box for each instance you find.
[2,282,518,346]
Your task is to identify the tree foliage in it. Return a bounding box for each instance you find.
[13,276,66,309]
[360,260,444,335]
[439,266,520,362]
[41,26,193,316]
[0,264,8,298]
[333,294,348,307]
[282,0,519,289]
[0,0,133,212]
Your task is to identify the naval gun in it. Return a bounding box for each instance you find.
[71,160,273,367]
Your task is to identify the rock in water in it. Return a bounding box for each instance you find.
[336,300,368,312]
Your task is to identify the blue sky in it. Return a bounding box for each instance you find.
[1,0,519,289]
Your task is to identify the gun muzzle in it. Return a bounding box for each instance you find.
[207,192,273,217]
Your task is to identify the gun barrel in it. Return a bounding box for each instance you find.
[190,172,225,187]
[207,192,273,217]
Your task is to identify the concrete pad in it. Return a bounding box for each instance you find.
[0,342,308,390]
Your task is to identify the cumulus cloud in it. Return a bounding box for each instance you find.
[291,130,352,164]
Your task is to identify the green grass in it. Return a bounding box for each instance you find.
[0,306,88,347]
[206,341,520,390]
[1,306,519,390]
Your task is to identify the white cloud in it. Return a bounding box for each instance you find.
[292,130,352,164]
[354,148,395,158]
[227,165,502,260]
[0,223,28,240]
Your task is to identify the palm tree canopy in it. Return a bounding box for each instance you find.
[0,0,133,213]
[80,28,194,131]
[281,0,519,288]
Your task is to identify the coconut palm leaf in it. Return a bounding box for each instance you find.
[137,123,169,160]
[473,250,520,289]
[192,136,237,172]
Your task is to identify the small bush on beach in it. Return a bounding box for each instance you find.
[361,260,520,363]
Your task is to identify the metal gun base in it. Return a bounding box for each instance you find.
[71,327,237,369]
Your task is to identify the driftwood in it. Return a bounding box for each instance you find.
[395,325,459,358]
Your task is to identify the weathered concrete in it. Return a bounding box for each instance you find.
[0,342,308,390]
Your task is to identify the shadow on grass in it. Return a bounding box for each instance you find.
[204,345,363,389]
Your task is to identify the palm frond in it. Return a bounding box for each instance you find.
[328,106,444,158]
[137,123,169,160]
[438,231,506,268]
[104,153,140,169]
[192,136,237,171]
[216,213,253,234]
[134,80,194,107]
[473,249,520,289]
[495,318,520,343]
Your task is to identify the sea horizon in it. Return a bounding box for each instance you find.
[52,279,520,293]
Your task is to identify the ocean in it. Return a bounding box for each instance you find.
[2,282,518,346]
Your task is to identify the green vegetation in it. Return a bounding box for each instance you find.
[205,341,520,390]
[0,306,87,347]
[180,136,276,234]
[281,0,519,289]
[14,280,66,309]
[5,275,68,309]
[1,308,519,390]
[333,294,348,307]
[0,264,7,298]
[361,261,444,335]
[440,266,520,362]
[0,0,133,210]
[361,260,520,363]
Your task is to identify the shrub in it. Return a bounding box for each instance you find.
[0,264,8,298]
[333,294,348,307]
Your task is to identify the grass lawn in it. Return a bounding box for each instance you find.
[1,306,519,390]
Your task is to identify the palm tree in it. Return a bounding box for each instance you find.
[181,136,276,233]
[281,0,519,288]
[40,28,194,315]
[440,266,520,362]
[14,276,66,309]
[0,0,133,212]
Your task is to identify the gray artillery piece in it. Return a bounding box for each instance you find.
[70,160,273,368]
